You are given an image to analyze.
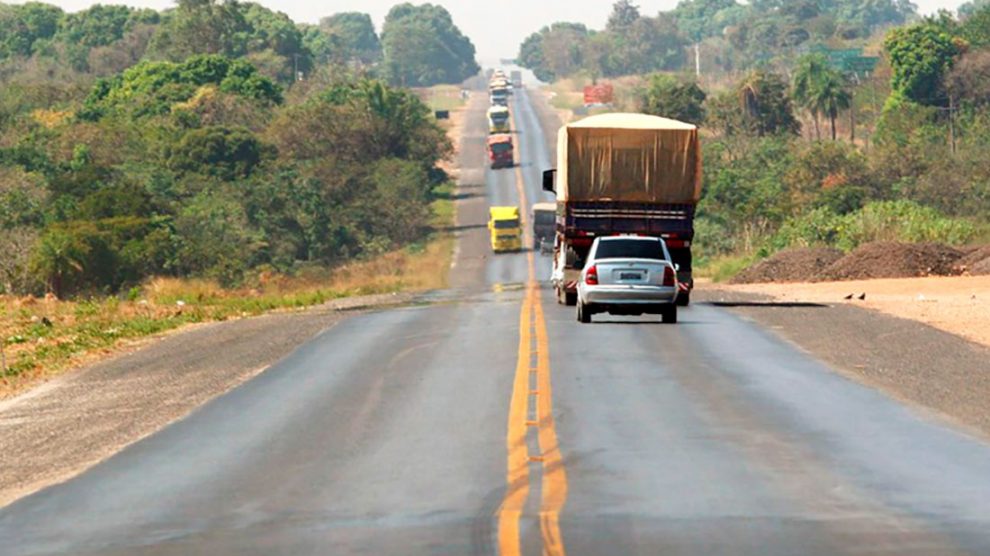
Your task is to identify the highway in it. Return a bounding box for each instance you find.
[2,88,990,556]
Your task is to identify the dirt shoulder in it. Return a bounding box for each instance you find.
[0,293,413,508]
[722,275,990,348]
[697,284,990,439]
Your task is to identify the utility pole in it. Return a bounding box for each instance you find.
[695,43,701,78]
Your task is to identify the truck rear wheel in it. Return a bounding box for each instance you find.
[676,292,691,307]
[565,292,578,307]
[661,305,678,324]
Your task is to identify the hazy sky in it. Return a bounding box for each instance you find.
[8,0,971,63]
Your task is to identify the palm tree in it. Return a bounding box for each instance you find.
[792,54,853,141]
[792,54,829,140]
[812,69,852,141]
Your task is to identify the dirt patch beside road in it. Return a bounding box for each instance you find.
[732,248,844,284]
[722,275,990,348]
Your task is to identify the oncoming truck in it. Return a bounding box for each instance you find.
[489,206,522,253]
[487,134,514,169]
[544,113,701,306]
[487,106,510,134]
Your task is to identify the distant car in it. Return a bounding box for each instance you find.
[576,236,679,324]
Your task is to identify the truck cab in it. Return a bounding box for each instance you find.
[489,206,522,253]
[487,134,513,169]
[487,106,510,134]
[490,85,509,106]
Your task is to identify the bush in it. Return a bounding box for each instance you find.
[770,200,982,252]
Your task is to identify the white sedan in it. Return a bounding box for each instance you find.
[576,236,680,324]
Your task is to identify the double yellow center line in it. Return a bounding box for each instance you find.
[497,100,569,556]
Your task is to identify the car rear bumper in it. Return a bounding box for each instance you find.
[581,285,677,305]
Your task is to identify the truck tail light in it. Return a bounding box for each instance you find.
[585,265,599,285]
[663,266,676,287]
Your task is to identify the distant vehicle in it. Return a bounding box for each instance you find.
[583,83,614,106]
[487,134,514,169]
[511,70,523,88]
[531,202,556,252]
[489,206,522,253]
[490,86,509,107]
[576,236,679,324]
[545,113,701,307]
[487,106,510,134]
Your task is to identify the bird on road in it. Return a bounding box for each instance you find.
[858,293,867,300]
[844,294,854,300]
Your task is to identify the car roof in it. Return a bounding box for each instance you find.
[597,236,663,242]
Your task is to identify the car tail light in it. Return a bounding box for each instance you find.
[586,265,599,285]
[663,266,676,287]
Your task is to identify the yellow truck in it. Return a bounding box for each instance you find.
[487,106,510,134]
[488,206,522,252]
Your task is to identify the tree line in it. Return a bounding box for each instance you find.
[0,1,479,296]
[618,3,990,261]
[519,0,917,81]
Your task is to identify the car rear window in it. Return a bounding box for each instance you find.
[595,239,665,260]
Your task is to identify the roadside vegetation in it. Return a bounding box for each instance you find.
[521,1,990,280]
[0,0,478,382]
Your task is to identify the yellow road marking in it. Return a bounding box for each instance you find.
[497,96,569,556]
[497,274,533,556]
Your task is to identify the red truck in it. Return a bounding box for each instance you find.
[488,134,514,169]
[544,113,701,306]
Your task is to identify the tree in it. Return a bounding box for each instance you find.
[0,2,63,59]
[884,21,963,107]
[146,0,248,61]
[607,1,641,32]
[739,70,801,136]
[381,4,479,86]
[792,54,830,140]
[670,0,742,41]
[814,70,852,141]
[80,55,282,120]
[317,12,381,64]
[168,126,274,180]
[640,74,706,124]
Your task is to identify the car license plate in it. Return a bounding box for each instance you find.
[620,272,643,281]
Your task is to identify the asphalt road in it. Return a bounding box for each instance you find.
[2,88,990,556]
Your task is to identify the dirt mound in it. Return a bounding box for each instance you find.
[731,248,844,284]
[822,242,964,281]
[971,257,990,276]
[954,245,990,274]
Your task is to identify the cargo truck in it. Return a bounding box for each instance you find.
[511,70,523,88]
[490,85,509,107]
[487,106,510,134]
[531,202,556,252]
[487,134,514,169]
[544,113,701,306]
[489,206,522,252]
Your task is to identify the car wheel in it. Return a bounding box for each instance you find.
[661,304,678,324]
[565,292,578,307]
[676,292,691,307]
[578,301,592,323]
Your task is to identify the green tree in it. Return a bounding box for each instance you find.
[884,21,963,107]
[640,74,706,124]
[0,2,63,59]
[168,126,274,180]
[814,70,852,141]
[174,190,261,285]
[792,54,830,140]
[381,3,479,86]
[739,70,801,136]
[317,12,381,64]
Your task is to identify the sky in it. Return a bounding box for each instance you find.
[8,0,972,64]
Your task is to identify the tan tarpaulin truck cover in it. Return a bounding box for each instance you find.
[557,113,702,204]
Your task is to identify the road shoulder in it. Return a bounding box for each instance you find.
[0,293,412,508]
[697,287,990,440]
